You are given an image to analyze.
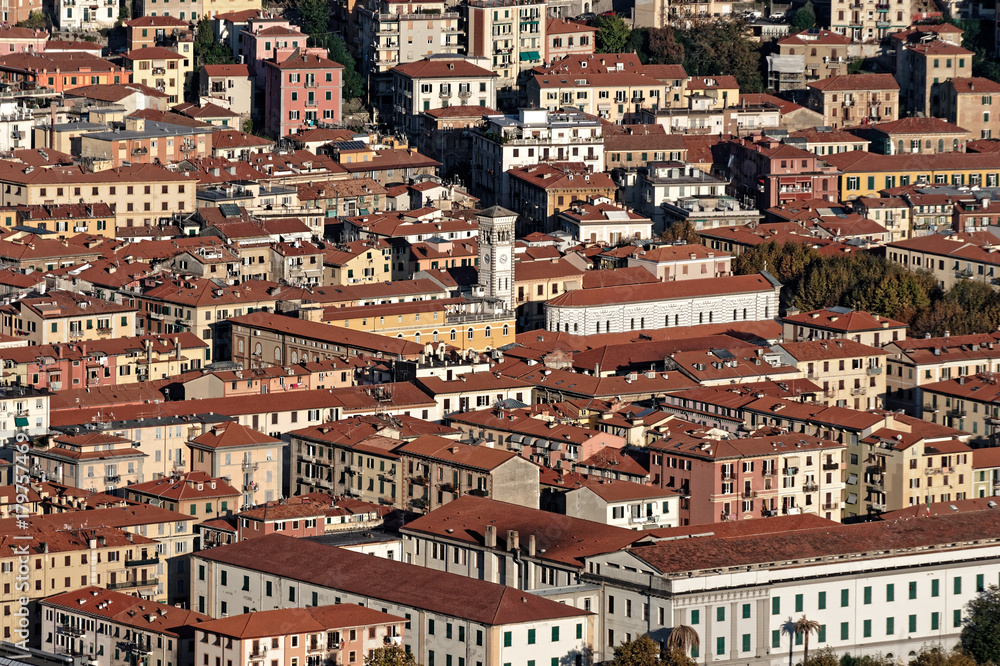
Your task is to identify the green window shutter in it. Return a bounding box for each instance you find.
[909,582,917,599]
[954,610,962,627]
[841,589,849,607]
[717,607,725,622]
[954,577,962,595]
[527,629,535,645]
[772,598,780,615]
[863,620,871,638]
[864,587,872,605]
[886,617,894,635]
[840,623,849,640]
[771,630,780,649]
[932,579,940,597]
[716,637,725,656]
[503,631,511,647]
[551,627,559,642]
[795,594,803,612]
[742,634,750,653]
[575,624,582,640]
[931,612,940,630]
[978,574,986,591]
[817,625,826,643]
[691,610,700,625]
[909,615,917,632]
[886,584,894,602]
[818,591,826,610]
[742,604,750,619]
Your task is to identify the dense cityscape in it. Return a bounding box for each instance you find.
[0,0,1000,664]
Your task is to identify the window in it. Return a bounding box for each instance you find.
[772,598,780,615]
[527,629,535,645]
[503,632,511,647]
[864,586,872,605]
[552,627,559,642]
[886,584,894,602]
[795,594,803,612]
[772,630,780,649]
[886,617,894,635]
[742,604,750,619]
[863,620,871,638]
[909,615,917,633]
[716,637,725,656]
[932,579,940,597]
[931,612,940,630]
[841,589,849,607]
[716,607,725,622]
[691,609,700,625]
[818,591,826,610]
[909,581,917,599]
[840,623,849,640]
[954,577,962,595]
[742,634,750,653]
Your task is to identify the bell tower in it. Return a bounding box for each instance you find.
[476,206,516,311]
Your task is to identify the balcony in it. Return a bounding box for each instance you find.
[850,386,867,396]
[409,475,428,486]
[249,647,268,659]
[59,623,85,637]
[802,482,819,493]
[876,19,891,26]
[866,483,884,494]
[439,89,452,98]
[458,89,472,99]
[105,475,121,484]
[720,471,736,482]
[438,482,457,493]
[125,555,159,567]
[869,501,886,512]
[783,467,799,476]
[761,508,778,517]
[762,469,777,477]
[866,366,883,375]
[823,462,840,471]
[107,577,158,590]
[241,461,258,472]
[152,67,166,75]
[822,502,839,510]
[948,407,967,418]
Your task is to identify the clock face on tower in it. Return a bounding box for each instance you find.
[499,252,508,264]
[484,253,491,264]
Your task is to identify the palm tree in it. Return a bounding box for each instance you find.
[666,624,700,658]
[792,615,821,666]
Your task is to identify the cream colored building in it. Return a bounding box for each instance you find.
[806,74,900,129]
[30,432,146,494]
[770,339,888,410]
[124,47,193,106]
[323,239,395,286]
[2,290,136,346]
[188,421,285,509]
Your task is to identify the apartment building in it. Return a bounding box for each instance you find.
[886,231,1000,291]
[263,50,343,139]
[829,0,910,42]
[123,47,191,106]
[80,116,214,168]
[506,162,616,234]
[471,107,604,206]
[973,447,1000,497]
[194,605,404,666]
[358,0,462,115]
[40,586,208,666]
[188,422,284,508]
[390,56,497,135]
[28,432,146,494]
[191,533,595,666]
[463,0,546,91]
[647,431,846,524]
[895,38,973,117]
[941,77,1000,140]
[781,306,907,347]
[626,244,731,282]
[0,525,160,643]
[771,29,854,91]
[396,435,539,512]
[0,290,136,345]
[857,117,970,156]
[564,482,681,529]
[126,471,241,520]
[769,339,888,410]
[0,52,128,93]
[199,63,253,120]
[544,17,596,62]
[806,74,900,129]
[726,137,840,209]
[884,332,1000,415]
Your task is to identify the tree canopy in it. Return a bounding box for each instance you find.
[791,1,816,30]
[661,220,702,245]
[308,34,365,100]
[194,19,235,66]
[594,16,632,53]
[675,19,764,93]
[961,586,1000,664]
[364,645,420,666]
[297,0,331,35]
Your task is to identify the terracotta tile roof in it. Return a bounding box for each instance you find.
[604,125,686,152]
[578,447,648,476]
[189,422,280,449]
[126,471,239,500]
[43,587,210,636]
[266,49,342,71]
[392,57,496,78]
[201,63,250,77]
[774,338,887,361]
[125,15,188,26]
[580,480,680,502]
[129,108,213,129]
[865,116,968,135]
[506,162,614,190]
[778,29,852,45]
[226,311,426,357]
[212,129,273,149]
[649,430,844,460]
[124,46,186,61]
[581,266,659,289]
[395,435,521,471]
[642,64,687,80]
[808,73,899,92]
[781,307,905,332]
[239,502,326,521]
[402,495,643,567]
[905,40,973,55]
[172,101,239,119]
[630,510,1000,573]
[0,503,195,533]
[194,605,403,639]
[948,77,1000,94]
[545,17,599,34]
[514,257,585,282]
[197,533,592,625]
[547,273,777,307]
[973,446,1000,469]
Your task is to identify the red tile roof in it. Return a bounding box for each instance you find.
[194,605,403,639]
[189,422,280,449]
[43,587,210,635]
[196,533,592,624]
[808,73,899,92]
[546,273,777,307]
[392,57,496,78]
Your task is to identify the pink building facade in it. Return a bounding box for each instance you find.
[264,50,343,139]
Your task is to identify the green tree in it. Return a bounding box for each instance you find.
[792,616,820,666]
[677,19,764,93]
[908,643,976,666]
[960,585,1000,664]
[802,647,840,666]
[612,634,662,666]
[594,15,631,53]
[364,645,420,666]
[647,27,685,64]
[666,625,699,656]
[15,10,49,29]
[194,19,235,65]
[308,33,364,100]
[791,1,816,30]
[297,0,331,35]
[661,647,696,666]
[660,220,702,244]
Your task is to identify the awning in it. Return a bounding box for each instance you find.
[520,51,540,61]
[14,416,28,427]
[510,434,524,444]
[846,493,858,505]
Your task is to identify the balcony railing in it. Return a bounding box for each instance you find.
[948,407,967,418]
[850,386,867,396]
[241,461,258,472]
[822,502,839,510]
[107,577,159,590]
[802,482,819,493]
[125,555,159,567]
[783,467,798,476]
[59,623,85,637]
[823,462,840,471]
[866,366,883,376]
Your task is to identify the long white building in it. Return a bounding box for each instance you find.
[588,509,1000,664]
[543,272,781,335]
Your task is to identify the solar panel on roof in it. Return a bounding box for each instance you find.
[827,306,853,314]
[219,203,242,218]
[711,349,734,359]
